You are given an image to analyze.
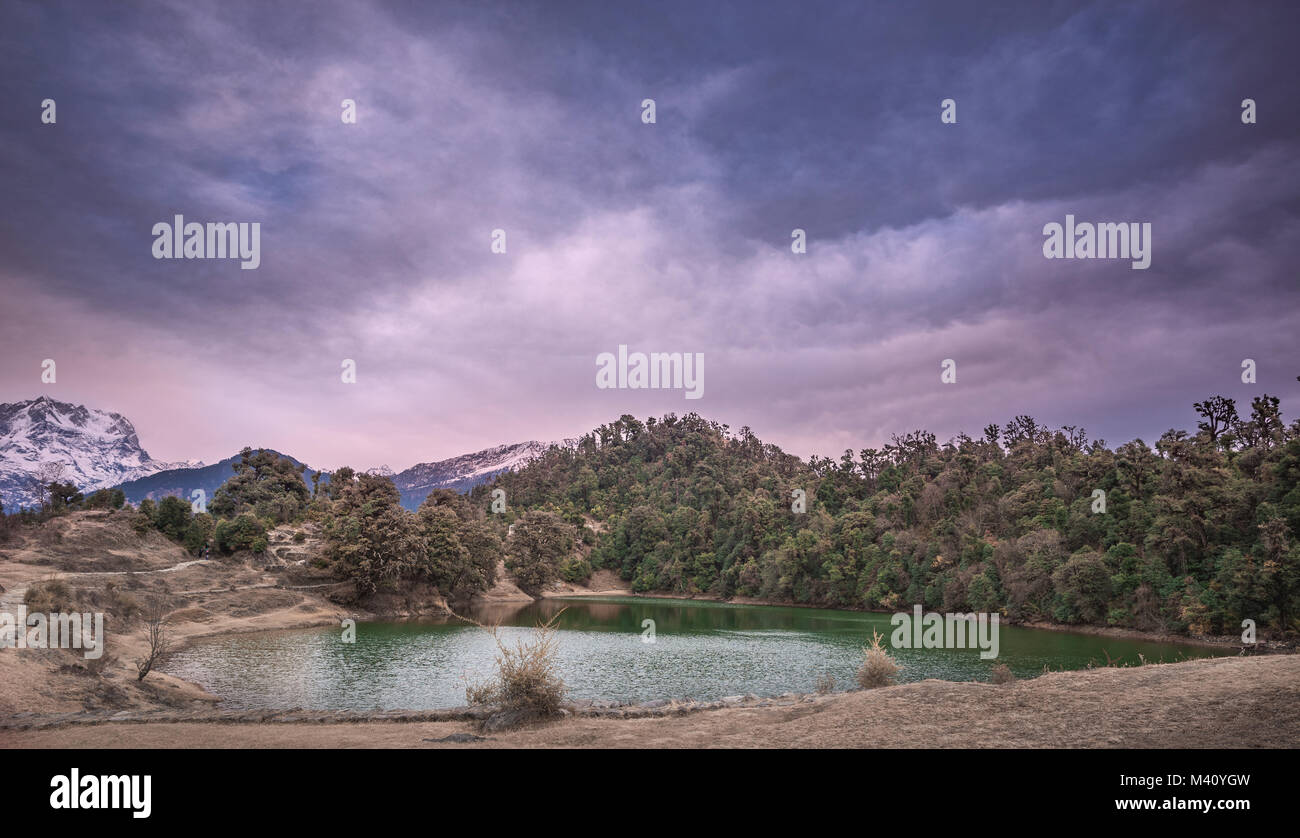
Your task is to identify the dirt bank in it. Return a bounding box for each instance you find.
[3,654,1296,748]
[0,511,357,716]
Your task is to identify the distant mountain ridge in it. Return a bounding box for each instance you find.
[391,440,560,509]
[0,397,567,511]
[110,441,564,510]
[111,450,312,506]
[0,397,201,509]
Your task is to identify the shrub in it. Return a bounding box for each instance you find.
[214,513,268,554]
[989,663,1015,684]
[130,512,154,536]
[560,555,593,585]
[183,513,214,554]
[155,495,192,541]
[857,629,900,689]
[815,674,837,694]
[24,578,76,613]
[463,611,566,726]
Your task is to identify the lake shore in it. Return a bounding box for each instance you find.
[543,576,1263,651]
[0,511,1287,731]
[4,654,1297,748]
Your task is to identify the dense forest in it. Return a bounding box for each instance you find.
[478,391,1300,636]
[6,389,1296,638]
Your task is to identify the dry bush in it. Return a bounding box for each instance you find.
[857,629,900,689]
[989,663,1015,684]
[464,679,497,705]
[23,577,77,613]
[815,674,836,694]
[458,609,566,726]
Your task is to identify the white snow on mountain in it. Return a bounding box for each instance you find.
[0,395,576,513]
[0,397,201,509]
[392,439,575,506]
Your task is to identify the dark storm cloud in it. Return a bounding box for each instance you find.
[0,0,1296,468]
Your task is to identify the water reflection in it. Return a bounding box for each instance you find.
[163,596,1230,711]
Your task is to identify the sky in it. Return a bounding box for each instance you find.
[1,0,1297,472]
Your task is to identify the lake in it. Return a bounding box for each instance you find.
[162,596,1230,710]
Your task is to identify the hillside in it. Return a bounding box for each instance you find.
[482,404,1300,637]
[0,510,350,716]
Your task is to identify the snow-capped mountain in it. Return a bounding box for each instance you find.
[0,395,572,513]
[393,440,563,509]
[0,397,201,509]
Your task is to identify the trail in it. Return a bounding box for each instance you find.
[0,559,213,611]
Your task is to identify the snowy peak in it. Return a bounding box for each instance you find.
[393,440,565,509]
[0,396,571,513]
[0,397,200,509]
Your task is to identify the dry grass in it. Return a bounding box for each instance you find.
[857,629,900,689]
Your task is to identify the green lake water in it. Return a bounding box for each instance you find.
[162,596,1230,710]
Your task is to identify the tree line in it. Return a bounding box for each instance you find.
[481,391,1299,636]
[8,389,1297,636]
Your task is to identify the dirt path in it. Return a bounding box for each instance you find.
[0,559,214,610]
[5,654,1297,749]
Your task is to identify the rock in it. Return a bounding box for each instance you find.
[424,732,489,743]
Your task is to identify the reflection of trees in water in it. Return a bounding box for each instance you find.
[472,596,887,635]
[564,601,624,622]
[465,600,534,625]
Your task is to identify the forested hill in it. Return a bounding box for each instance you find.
[477,396,1300,635]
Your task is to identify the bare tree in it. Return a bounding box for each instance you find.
[135,601,171,681]
[29,461,67,511]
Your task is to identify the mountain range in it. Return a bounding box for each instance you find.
[0,397,557,511]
